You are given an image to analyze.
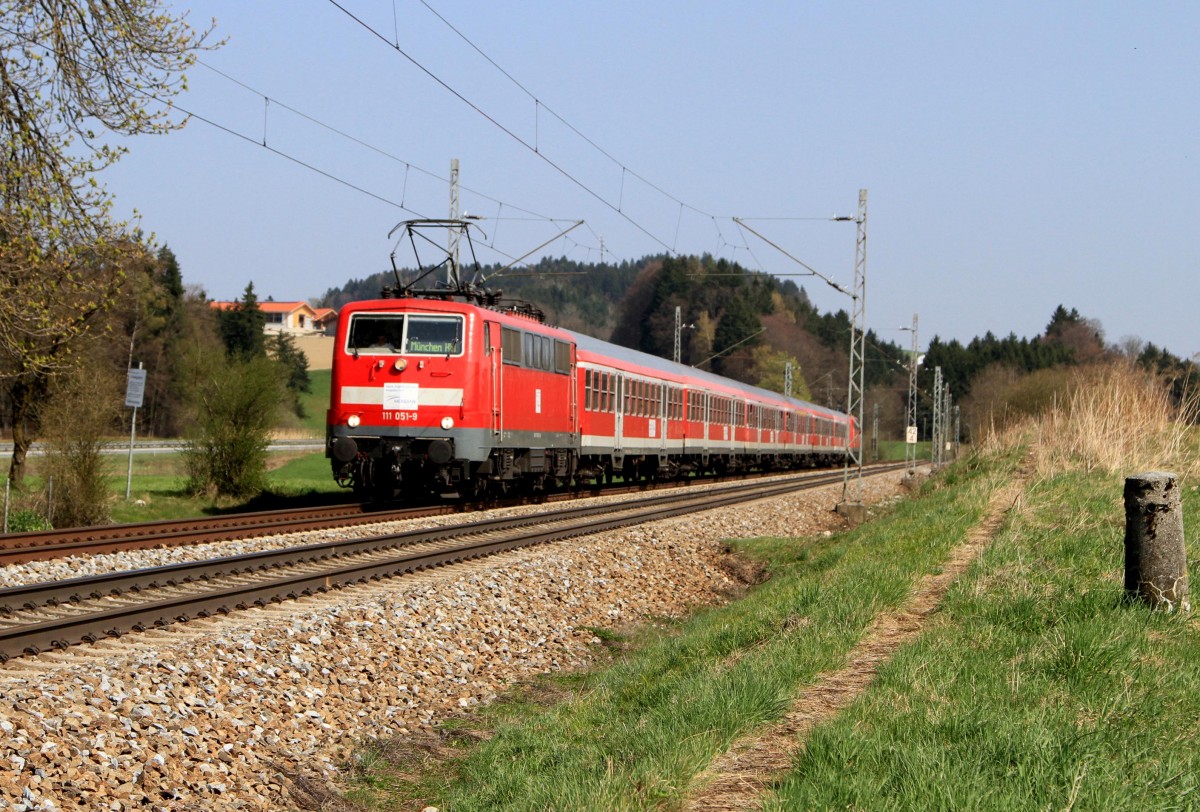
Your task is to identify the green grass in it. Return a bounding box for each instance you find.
[342,450,1021,810]
[876,439,931,462]
[344,448,1200,810]
[300,368,331,436]
[2,448,346,526]
[765,470,1200,810]
[111,450,344,522]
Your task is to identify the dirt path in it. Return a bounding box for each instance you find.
[685,471,1029,811]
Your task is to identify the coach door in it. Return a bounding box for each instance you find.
[655,383,667,458]
[485,321,502,440]
[614,375,625,453]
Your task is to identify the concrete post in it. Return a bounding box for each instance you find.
[1124,472,1190,612]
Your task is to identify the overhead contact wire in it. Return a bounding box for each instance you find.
[326,0,676,254]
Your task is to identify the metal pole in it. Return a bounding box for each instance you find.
[3,477,8,534]
[940,386,950,462]
[448,158,460,287]
[932,366,944,468]
[954,404,961,460]
[905,313,919,472]
[872,402,879,462]
[674,306,682,364]
[842,189,868,505]
[126,405,137,500]
[125,361,144,500]
[46,476,53,526]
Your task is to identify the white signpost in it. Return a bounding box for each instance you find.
[125,365,147,500]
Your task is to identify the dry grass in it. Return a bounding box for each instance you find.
[977,362,1200,480]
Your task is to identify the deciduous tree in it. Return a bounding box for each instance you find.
[0,1,216,485]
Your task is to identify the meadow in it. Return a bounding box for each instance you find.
[338,362,1200,810]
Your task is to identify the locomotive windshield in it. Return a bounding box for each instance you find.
[347,313,463,355]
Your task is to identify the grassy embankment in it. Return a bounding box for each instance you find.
[342,363,1200,810]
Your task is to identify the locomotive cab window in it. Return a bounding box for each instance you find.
[405,315,463,354]
[347,314,404,353]
[347,313,463,356]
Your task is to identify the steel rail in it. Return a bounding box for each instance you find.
[0,464,905,662]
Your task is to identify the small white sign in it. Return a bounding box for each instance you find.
[124,368,147,408]
[905,426,918,444]
[535,389,542,414]
[649,419,657,438]
[384,382,419,411]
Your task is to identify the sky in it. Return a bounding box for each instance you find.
[103,1,1200,359]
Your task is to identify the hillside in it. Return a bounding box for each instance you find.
[318,253,909,415]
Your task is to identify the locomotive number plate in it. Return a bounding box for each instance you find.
[382,411,420,421]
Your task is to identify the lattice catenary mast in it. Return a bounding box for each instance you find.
[841,189,868,504]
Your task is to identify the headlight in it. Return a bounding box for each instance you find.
[440,416,455,430]
[347,414,361,428]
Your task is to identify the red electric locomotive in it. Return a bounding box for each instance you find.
[326,220,857,498]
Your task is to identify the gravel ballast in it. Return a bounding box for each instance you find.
[0,473,905,811]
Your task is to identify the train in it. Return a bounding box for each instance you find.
[326,222,858,499]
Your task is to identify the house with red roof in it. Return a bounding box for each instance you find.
[209,300,338,335]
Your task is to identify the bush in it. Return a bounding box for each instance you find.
[183,352,285,499]
[39,366,121,528]
[7,509,51,533]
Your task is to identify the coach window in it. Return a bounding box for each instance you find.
[555,341,572,374]
[502,327,522,365]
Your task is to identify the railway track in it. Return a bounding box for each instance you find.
[0,500,465,565]
[0,465,886,565]
[0,463,905,663]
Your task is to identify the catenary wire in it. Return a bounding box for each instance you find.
[325,0,678,255]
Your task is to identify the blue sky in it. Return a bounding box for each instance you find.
[105,1,1200,358]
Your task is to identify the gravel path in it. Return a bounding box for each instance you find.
[0,472,906,811]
